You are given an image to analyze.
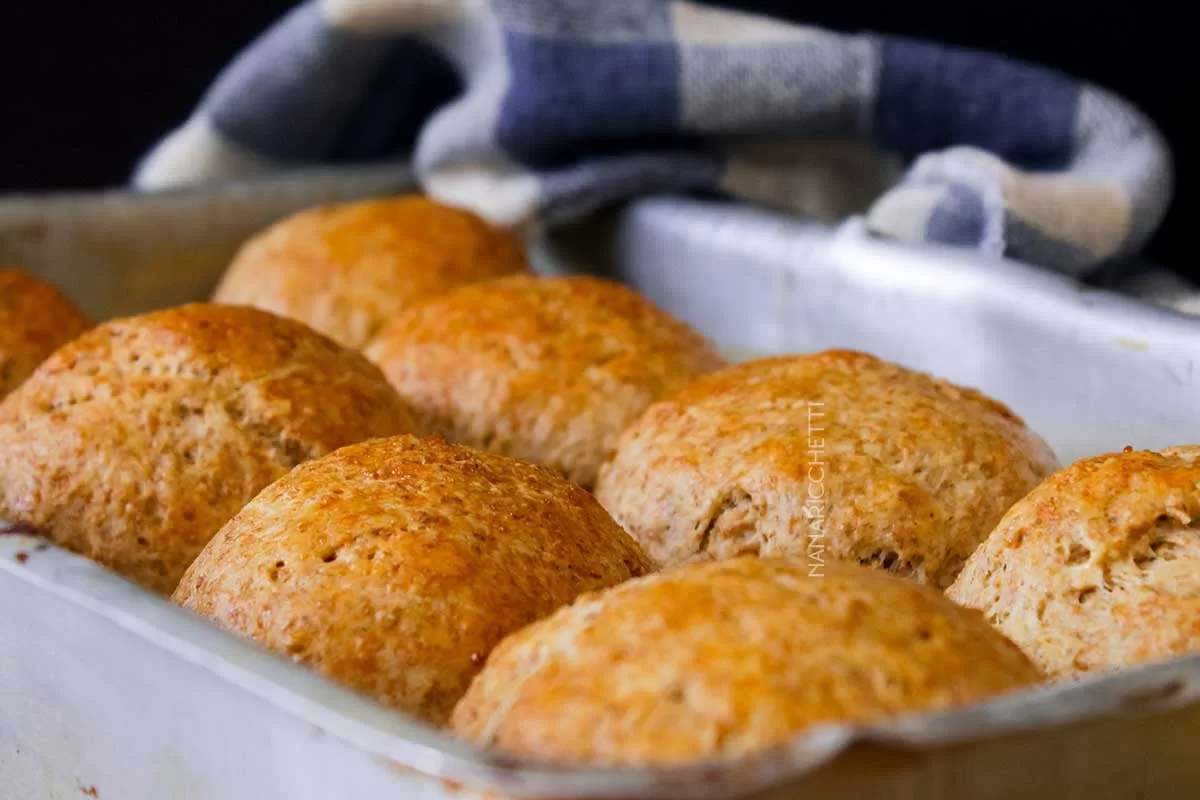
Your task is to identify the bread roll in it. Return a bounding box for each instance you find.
[365,275,725,489]
[0,268,89,399]
[174,435,652,725]
[214,196,529,349]
[948,447,1200,677]
[452,558,1041,765]
[0,304,417,593]
[595,350,1058,587]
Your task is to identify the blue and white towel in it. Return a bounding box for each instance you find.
[136,0,1173,276]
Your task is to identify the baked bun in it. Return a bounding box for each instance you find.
[174,435,652,725]
[365,275,725,489]
[452,558,1041,765]
[595,350,1058,587]
[0,268,90,399]
[0,304,417,594]
[213,196,529,349]
[948,447,1200,678]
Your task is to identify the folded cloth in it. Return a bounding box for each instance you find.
[135,0,1173,277]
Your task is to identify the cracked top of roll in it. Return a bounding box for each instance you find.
[948,446,1200,677]
[452,557,1042,766]
[0,303,418,594]
[595,350,1058,587]
[174,435,653,725]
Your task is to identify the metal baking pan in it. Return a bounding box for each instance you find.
[3,172,1200,799]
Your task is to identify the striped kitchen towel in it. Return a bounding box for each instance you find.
[135,0,1173,276]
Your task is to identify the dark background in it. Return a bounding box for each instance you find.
[1,2,1191,271]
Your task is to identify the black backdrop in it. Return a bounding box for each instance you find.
[1,2,1191,271]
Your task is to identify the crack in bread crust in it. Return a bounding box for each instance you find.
[948,447,1200,677]
[596,351,1058,587]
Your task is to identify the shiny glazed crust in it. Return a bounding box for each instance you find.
[0,303,418,594]
[594,350,1059,587]
[365,275,726,489]
[174,435,653,725]
[0,268,90,399]
[948,446,1200,677]
[452,558,1042,765]
[213,196,529,349]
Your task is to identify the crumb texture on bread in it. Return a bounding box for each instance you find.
[948,446,1200,677]
[214,196,529,349]
[365,275,725,489]
[0,268,90,399]
[595,350,1058,587]
[452,558,1041,765]
[174,435,652,725]
[0,303,417,594]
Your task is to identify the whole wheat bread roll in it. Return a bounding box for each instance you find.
[365,275,725,489]
[595,350,1058,587]
[0,268,90,399]
[214,196,529,349]
[452,557,1041,765]
[0,303,418,593]
[948,446,1200,678]
[174,435,652,725]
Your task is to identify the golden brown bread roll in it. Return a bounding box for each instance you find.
[0,268,90,399]
[0,303,418,594]
[595,350,1058,587]
[173,435,653,725]
[365,275,725,489]
[948,446,1200,678]
[213,196,530,349]
[452,558,1042,765]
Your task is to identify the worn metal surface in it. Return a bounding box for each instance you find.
[0,165,413,321]
[3,176,1200,799]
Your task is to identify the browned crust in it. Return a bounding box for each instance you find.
[0,303,418,593]
[948,446,1200,677]
[594,350,1059,587]
[174,435,653,725]
[214,196,530,349]
[0,268,90,399]
[365,275,726,489]
[452,557,1042,765]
